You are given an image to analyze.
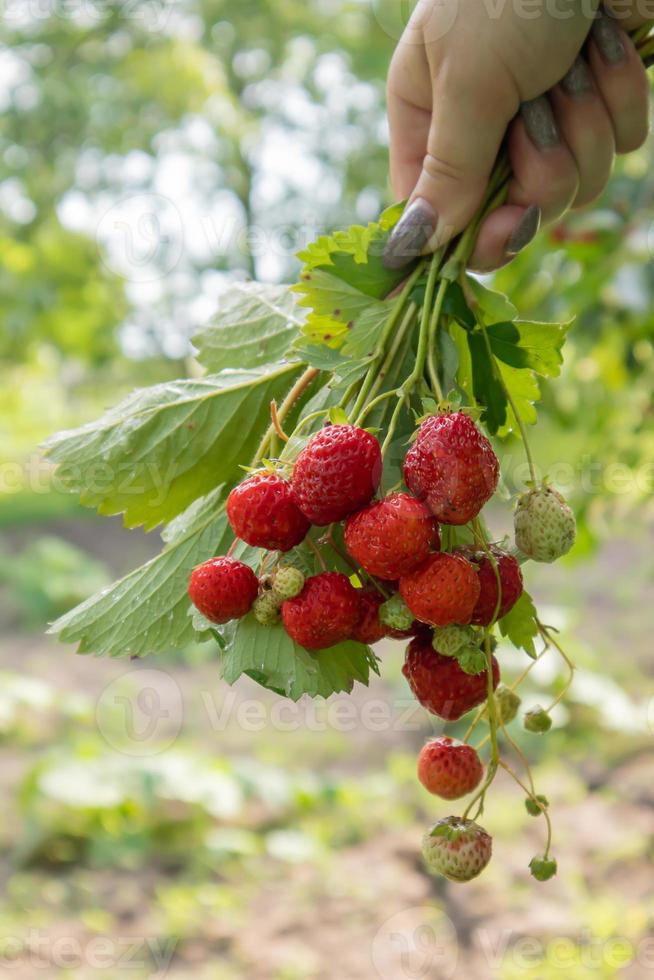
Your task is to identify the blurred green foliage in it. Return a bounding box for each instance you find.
[0,536,110,628]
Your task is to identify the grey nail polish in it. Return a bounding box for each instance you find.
[506,205,541,256]
[591,11,627,65]
[382,198,437,270]
[521,97,560,151]
[560,56,593,98]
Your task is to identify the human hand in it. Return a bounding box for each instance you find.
[383,2,651,271]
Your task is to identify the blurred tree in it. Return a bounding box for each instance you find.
[0,0,396,361]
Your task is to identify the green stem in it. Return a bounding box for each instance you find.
[463,632,500,820]
[537,619,576,712]
[349,262,425,420]
[471,517,503,624]
[355,303,417,425]
[251,367,319,466]
[426,278,448,400]
[499,760,553,859]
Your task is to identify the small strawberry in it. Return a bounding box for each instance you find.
[227,472,310,552]
[253,592,281,626]
[404,412,499,525]
[493,683,521,725]
[514,486,576,563]
[417,736,483,799]
[523,706,552,733]
[291,425,382,526]
[344,492,439,579]
[189,557,258,625]
[403,635,499,721]
[456,545,524,626]
[351,588,388,645]
[422,817,492,882]
[400,552,481,627]
[525,794,549,817]
[271,565,305,601]
[281,572,359,650]
[529,856,557,882]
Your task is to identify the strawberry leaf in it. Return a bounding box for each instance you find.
[43,363,301,530]
[48,488,230,657]
[486,320,569,376]
[192,282,303,372]
[223,615,380,700]
[499,591,539,659]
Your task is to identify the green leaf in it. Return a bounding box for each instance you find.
[437,329,460,395]
[294,268,384,323]
[443,281,475,329]
[467,277,518,323]
[44,363,300,529]
[48,488,230,657]
[192,282,303,372]
[499,592,539,659]
[296,218,406,300]
[495,360,540,432]
[340,303,390,359]
[223,615,380,701]
[486,320,569,376]
[466,332,508,434]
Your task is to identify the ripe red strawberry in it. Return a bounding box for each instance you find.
[344,492,439,579]
[189,557,258,624]
[400,552,481,627]
[456,545,523,626]
[403,635,500,720]
[291,425,382,526]
[281,572,360,650]
[417,736,483,799]
[403,412,499,525]
[351,588,388,645]
[227,472,310,552]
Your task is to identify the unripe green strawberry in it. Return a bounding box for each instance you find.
[494,683,521,725]
[422,816,492,883]
[524,706,552,733]
[529,856,557,881]
[525,794,549,817]
[271,565,305,601]
[253,592,281,626]
[514,486,576,563]
[432,625,476,658]
[379,593,414,632]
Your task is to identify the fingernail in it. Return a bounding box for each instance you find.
[560,56,594,98]
[506,205,541,256]
[521,97,560,151]
[591,11,627,65]
[382,198,437,270]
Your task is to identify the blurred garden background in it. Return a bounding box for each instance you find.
[1,2,654,977]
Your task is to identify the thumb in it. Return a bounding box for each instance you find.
[384,58,518,270]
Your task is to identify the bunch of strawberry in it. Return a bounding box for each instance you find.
[189,409,575,885]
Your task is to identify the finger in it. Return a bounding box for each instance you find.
[387,40,432,201]
[550,56,616,207]
[506,97,580,224]
[587,11,650,154]
[469,205,541,273]
[383,49,519,269]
